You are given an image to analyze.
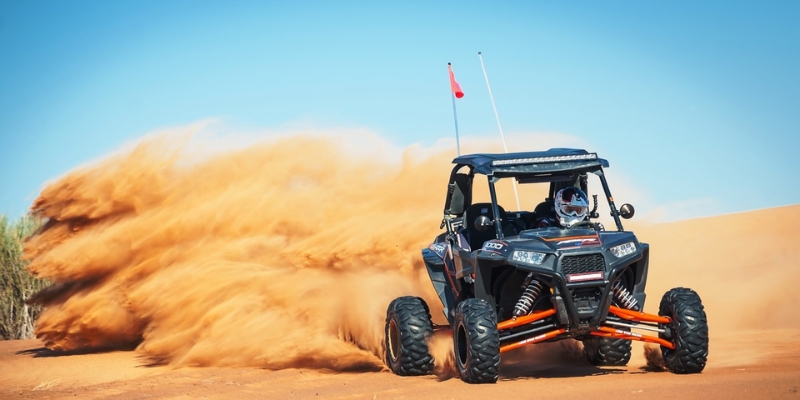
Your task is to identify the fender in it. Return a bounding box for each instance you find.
[422,245,457,323]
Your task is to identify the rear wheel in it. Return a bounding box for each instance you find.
[658,288,709,374]
[453,298,500,383]
[384,296,434,376]
[583,337,632,366]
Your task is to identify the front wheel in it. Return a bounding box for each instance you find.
[453,298,500,383]
[658,288,709,373]
[384,296,434,376]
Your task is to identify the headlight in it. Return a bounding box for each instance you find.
[512,250,546,265]
[609,242,636,258]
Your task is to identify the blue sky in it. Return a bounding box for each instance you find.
[1,1,798,220]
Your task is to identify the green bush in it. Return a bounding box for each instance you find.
[0,214,47,340]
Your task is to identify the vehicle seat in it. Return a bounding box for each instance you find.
[528,198,555,227]
[463,203,515,250]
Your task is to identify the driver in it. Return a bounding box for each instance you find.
[533,187,589,228]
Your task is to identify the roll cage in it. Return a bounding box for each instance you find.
[441,148,628,236]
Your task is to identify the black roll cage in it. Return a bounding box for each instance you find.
[441,150,627,235]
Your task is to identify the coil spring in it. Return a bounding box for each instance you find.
[612,281,640,311]
[513,274,544,316]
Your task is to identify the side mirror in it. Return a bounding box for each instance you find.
[619,204,635,219]
[474,215,493,232]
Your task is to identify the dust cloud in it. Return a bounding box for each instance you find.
[24,129,455,370]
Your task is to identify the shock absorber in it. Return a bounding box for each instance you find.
[612,281,640,311]
[513,272,544,317]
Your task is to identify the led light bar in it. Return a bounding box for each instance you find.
[567,271,605,283]
[491,153,598,166]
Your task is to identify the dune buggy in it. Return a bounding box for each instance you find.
[384,148,709,383]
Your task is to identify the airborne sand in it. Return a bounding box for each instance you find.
[2,130,799,398]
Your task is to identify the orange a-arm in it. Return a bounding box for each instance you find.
[495,306,675,353]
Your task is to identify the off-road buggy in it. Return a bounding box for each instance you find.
[384,148,709,383]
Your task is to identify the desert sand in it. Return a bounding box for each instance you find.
[2,136,799,398]
[3,206,799,399]
[1,333,799,400]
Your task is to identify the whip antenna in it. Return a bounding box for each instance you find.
[478,51,520,210]
[479,52,510,153]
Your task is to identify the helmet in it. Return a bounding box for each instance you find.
[554,187,589,227]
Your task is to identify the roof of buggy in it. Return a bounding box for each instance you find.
[452,148,609,176]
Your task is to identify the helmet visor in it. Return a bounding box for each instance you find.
[561,205,587,216]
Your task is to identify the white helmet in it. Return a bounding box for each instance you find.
[554,187,589,227]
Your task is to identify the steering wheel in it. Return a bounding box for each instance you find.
[570,220,605,231]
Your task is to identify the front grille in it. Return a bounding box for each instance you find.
[560,254,605,275]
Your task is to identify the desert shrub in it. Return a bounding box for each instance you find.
[0,214,47,340]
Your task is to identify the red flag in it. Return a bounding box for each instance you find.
[448,63,464,98]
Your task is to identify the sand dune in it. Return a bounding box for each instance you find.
[2,131,799,398]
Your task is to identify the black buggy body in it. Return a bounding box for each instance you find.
[384,148,709,383]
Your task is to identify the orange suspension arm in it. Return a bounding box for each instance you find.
[500,328,567,353]
[608,306,672,324]
[497,309,557,331]
[591,326,675,349]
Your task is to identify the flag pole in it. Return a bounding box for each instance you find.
[448,62,463,156]
[478,51,521,210]
[451,88,461,156]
